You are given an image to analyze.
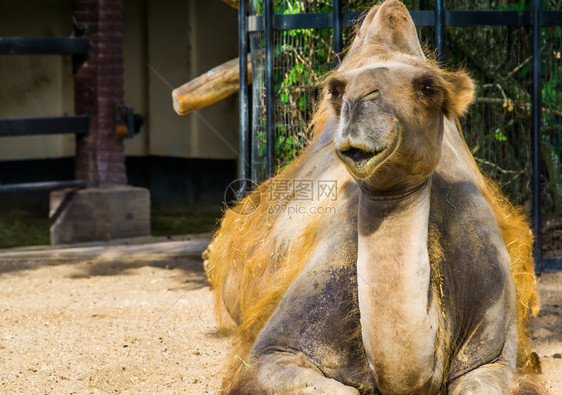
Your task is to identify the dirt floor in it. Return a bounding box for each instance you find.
[529,271,562,393]
[0,236,560,394]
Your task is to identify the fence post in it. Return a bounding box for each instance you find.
[239,0,249,189]
[531,0,543,273]
[333,0,342,66]
[265,0,274,179]
[435,0,445,62]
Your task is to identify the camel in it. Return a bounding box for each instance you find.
[205,1,542,393]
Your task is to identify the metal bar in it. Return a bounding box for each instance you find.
[531,0,543,273]
[247,11,433,31]
[541,258,562,272]
[342,11,365,28]
[0,37,89,55]
[247,11,436,32]
[0,115,89,137]
[410,10,435,26]
[435,0,445,62]
[333,0,342,67]
[446,11,530,26]
[542,10,562,26]
[0,180,93,193]
[239,0,249,187]
[246,11,562,33]
[248,13,325,31]
[265,0,274,179]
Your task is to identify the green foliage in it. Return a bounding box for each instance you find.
[0,214,50,248]
[151,211,219,236]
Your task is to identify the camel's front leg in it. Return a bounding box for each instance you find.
[447,362,514,395]
[447,308,517,395]
[226,235,373,393]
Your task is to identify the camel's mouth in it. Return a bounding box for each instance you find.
[336,144,388,179]
[338,146,385,168]
[335,130,400,179]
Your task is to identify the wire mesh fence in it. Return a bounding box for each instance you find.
[447,25,534,207]
[540,23,562,258]
[249,1,336,180]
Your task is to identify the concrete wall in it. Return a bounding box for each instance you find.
[142,0,239,159]
[0,0,239,161]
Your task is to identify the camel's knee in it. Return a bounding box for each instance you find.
[448,364,514,395]
[229,352,360,395]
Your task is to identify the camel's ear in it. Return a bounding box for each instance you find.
[443,71,475,117]
[346,5,380,58]
[345,1,425,61]
[364,0,425,58]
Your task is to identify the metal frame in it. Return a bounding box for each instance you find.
[239,1,562,272]
[542,258,562,272]
[265,0,274,179]
[246,10,562,32]
[531,0,543,272]
[0,34,91,194]
[0,116,89,137]
[435,0,445,61]
[333,0,342,65]
[239,0,249,185]
[0,37,89,55]
[0,180,94,193]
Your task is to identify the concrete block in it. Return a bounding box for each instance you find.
[50,186,150,245]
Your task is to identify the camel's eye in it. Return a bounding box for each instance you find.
[327,78,346,101]
[421,84,438,97]
[363,89,380,101]
[330,87,341,99]
[415,74,440,100]
[327,77,346,115]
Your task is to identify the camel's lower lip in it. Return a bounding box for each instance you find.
[338,146,386,169]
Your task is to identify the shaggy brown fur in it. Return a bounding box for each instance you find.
[204,2,541,391]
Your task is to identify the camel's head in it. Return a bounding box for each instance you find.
[329,0,474,196]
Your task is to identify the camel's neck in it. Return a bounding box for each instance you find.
[357,182,441,393]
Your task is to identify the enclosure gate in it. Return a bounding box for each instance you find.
[238,0,562,273]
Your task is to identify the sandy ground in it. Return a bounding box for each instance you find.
[0,236,560,394]
[529,271,562,393]
[0,236,232,394]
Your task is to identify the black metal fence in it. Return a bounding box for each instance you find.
[238,0,562,273]
[0,35,93,193]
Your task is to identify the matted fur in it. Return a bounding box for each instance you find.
[204,3,541,390]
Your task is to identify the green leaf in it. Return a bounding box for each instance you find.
[494,128,508,142]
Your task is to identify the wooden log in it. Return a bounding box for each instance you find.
[221,0,238,9]
[172,56,252,115]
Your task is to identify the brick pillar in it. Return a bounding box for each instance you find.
[74,0,127,185]
[51,0,150,244]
